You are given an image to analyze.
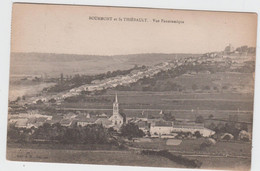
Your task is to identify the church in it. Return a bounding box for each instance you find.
[109,93,124,130]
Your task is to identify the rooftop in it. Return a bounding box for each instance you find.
[154,121,173,127]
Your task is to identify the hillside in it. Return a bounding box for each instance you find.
[114,57,255,93]
[10,52,201,77]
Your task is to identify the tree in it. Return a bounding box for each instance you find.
[240,45,248,53]
[208,114,214,120]
[119,109,126,123]
[16,96,21,102]
[216,122,226,133]
[248,47,256,54]
[195,115,204,123]
[120,123,145,139]
[163,112,175,121]
[208,122,216,131]
[224,45,231,52]
[48,98,56,103]
[236,47,242,53]
[240,123,248,131]
[222,86,228,90]
[7,124,20,142]
[194,131,202,138]
[108,127,117,135]
[36,99,44,105]
[203,85,210,90]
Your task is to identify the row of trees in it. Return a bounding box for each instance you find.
[8,123,111,144]
[46,66,143,93]
[235,46,256,54]
[192,84,229,92]
[7,122,145,144]
[207,122,247,140]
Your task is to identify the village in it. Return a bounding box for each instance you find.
[8,92,252,142]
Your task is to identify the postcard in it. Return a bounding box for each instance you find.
[7,3,257,171]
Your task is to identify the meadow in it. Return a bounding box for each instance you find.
[6,138,251,170]
[130,138,251,157]
[6,146,184,168]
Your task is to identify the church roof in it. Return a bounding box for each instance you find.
[110,113,124,119]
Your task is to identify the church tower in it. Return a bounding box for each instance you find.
[109,93,124,129]
[113,93,119,116]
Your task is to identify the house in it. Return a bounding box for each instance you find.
[27,117,47,128]
[221,133,234,140]
[77,118,97,127]
[150,121,173,136]
[14,118,28,128]
[8,117,21,124]
[63,113,77,119]
[98,113,108,118]
[60,119,73,127]
[95,118,113,128]
[239,130,251,141]
[173,125,214,137]
[172,124,215,137]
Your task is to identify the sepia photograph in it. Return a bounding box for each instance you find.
[6,3,257,171]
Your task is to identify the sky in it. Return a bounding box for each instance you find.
[11,3,258,55]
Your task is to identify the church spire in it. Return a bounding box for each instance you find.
[113,93,119,116]
[115,93,118,103]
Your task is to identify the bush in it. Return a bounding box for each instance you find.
[194,131,202,138]
[120,123,145,138]
[141,150,202,168]
[195,116,204,123]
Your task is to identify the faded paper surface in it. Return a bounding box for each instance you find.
[8,3,257,171]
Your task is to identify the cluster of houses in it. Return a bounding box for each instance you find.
[127,114,215,138]
[8,110,53,128]
[9,94,216,138]
[60,62,175,99]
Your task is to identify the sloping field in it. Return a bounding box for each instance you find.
[60,91,253,122]
[6,147,184,168]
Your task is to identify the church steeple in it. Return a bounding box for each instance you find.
[110,93,124,128]
[113,93,119,116]
[115,93,118,103]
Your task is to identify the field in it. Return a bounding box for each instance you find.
[54,70,254,123]
[6,139,251,170]
[130,138,251,157]
[60,90,254,122]
[187,156,250,171]
[173,72,254,94]
[6,146,184,168]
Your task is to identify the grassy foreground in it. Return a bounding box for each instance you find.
[6,146,184,168]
